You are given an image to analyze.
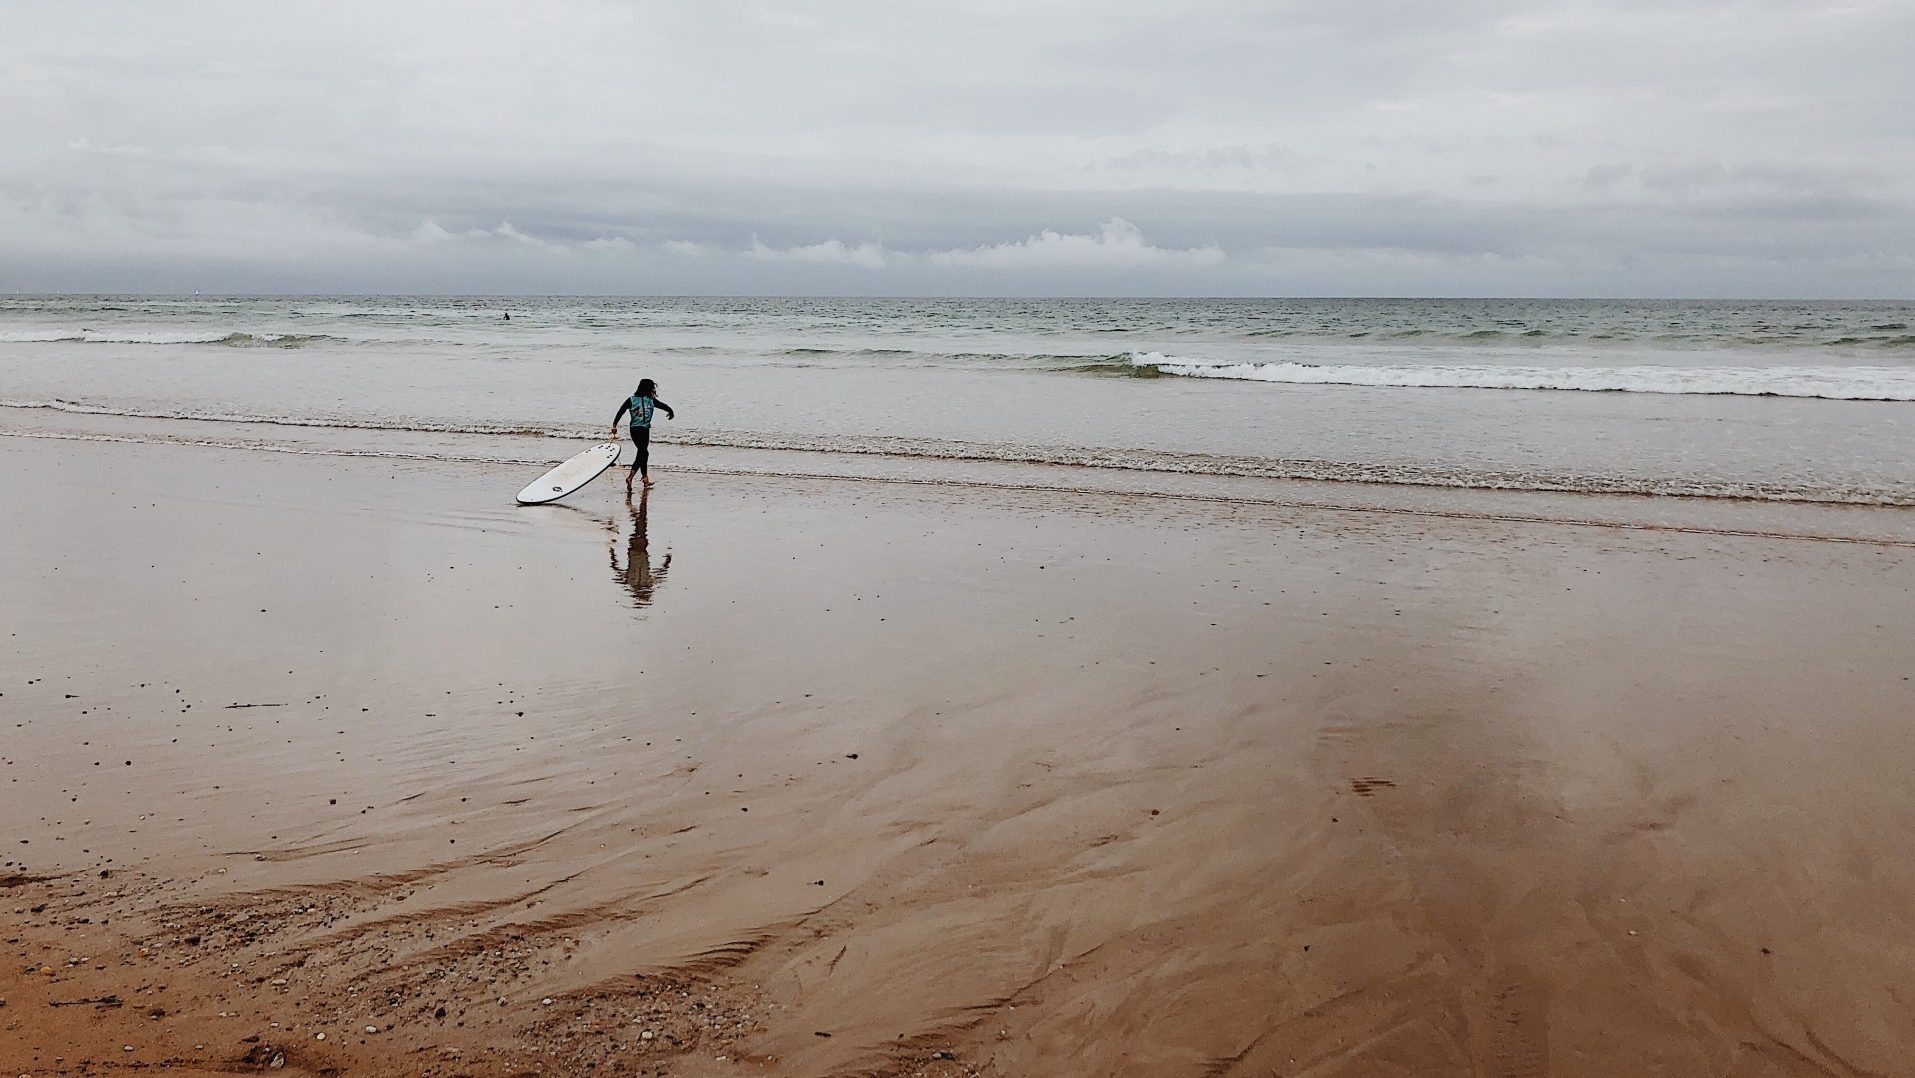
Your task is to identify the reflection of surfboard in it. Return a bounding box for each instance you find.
[516,444,620,504]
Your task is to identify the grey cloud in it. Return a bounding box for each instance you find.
[748,236,888,268]
[1581,163,1634,193]
[2,0,1912,295]
[926,219,1223,269]
[1104,144,1309,174]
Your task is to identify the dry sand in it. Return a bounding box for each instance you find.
[3,435,1913,1077]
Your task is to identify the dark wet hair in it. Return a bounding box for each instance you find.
[634,378,657,398]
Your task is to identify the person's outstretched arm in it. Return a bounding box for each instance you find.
[610,397,632,437]
[654,399,676,420]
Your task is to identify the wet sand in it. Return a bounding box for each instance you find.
[3,435,1913,1077]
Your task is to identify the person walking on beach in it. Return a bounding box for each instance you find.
[611,378,675,491]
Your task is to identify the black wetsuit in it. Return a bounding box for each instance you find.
[613,393,675,476]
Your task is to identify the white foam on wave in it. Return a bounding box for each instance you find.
[0,330,226,344]
[1129,353,1915,401]
[0,330,337,346]
[0,398,565,438]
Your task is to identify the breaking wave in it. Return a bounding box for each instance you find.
[1125,353,1915,401]
[1233,327,1915,350]
[0,330,343,347]
[0,398,560,437]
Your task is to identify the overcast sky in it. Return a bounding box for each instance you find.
[4,0,1912,296]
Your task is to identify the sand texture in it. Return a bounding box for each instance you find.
[3,436,1914,1076]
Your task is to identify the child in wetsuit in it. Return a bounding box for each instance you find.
[611,378,676,491]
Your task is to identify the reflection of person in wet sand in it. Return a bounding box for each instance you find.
[609,488,670,607]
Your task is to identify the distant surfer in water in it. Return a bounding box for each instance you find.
[611,378,675,491]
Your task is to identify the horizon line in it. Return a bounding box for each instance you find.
[7,292,1913,303]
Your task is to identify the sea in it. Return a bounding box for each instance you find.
[2,295,1913,512]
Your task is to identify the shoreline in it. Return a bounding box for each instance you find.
[6,396,1915,508]
[4,434,1914,1076]
[7,405,1914,547]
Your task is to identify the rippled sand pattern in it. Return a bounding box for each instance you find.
[3,438,1912,1076]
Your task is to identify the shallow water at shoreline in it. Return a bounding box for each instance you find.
[3,296,1913,506]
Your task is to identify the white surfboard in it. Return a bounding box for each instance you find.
[516,444,621,504]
